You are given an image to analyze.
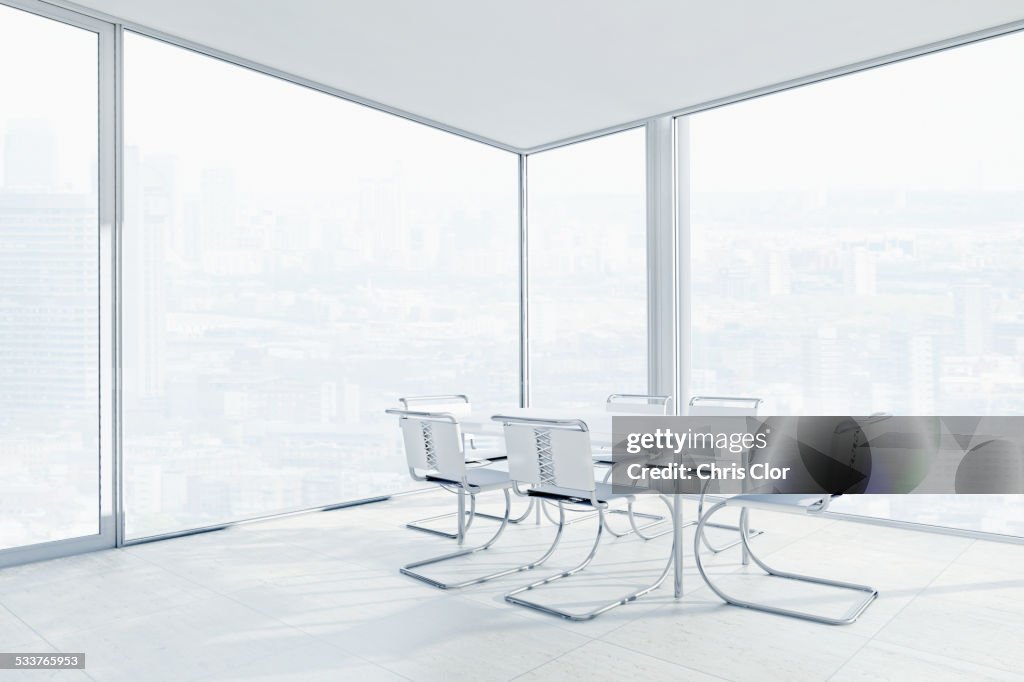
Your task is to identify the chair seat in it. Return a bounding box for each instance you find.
[725,494,831,514]
[527,481,636,505]
[426,467,512,492]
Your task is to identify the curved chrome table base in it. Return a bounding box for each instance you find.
[694,499,878,625]
[401,490,570,590]
[505,497,676,621]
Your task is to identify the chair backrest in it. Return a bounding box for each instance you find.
[398,394,472,419]
[687,397,762,487]
[387,409,466,482]
[688,396,762,417]
[605,394,674,415]
[494,416,596,492]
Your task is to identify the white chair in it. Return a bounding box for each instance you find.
[396,394,532,541]
[689,396,765,557]
[605,393,674,415]
[399,394,502,458]
[493,415,673,621]
[587,393,676,539]
[387,408,552,590]
[688,395,762,418]
[694,494,877,625]
[532,394,673,539]
[599,394,674,469]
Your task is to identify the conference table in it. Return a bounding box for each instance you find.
[461,407,688,599]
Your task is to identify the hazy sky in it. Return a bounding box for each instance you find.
[529,126,646,195]
[0,4,97,192]
[123,32,515,198]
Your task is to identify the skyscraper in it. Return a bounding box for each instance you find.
[954,284,993,355]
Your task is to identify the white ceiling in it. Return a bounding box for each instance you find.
[71,0,1024,151]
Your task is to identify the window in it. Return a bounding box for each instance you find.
[123,33,518,539]
[683,31,1024,536]
[528,128,647,408]
[0,4,100,549]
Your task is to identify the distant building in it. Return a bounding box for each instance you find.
[0,191,97,423]
[954,284,993,355]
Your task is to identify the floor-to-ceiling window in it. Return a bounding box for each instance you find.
[527,128,647,408]
[0,3,103,552]
[122,33,518,540]
[681,30,1024,537]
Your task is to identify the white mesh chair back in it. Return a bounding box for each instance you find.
[399,394,473,419]
[606,394,673,415]
[398,414,466,482]
[500,418,596,492]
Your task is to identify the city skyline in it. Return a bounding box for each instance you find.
[5,116,1024,542]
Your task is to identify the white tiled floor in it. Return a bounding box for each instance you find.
[2,491,1023,681]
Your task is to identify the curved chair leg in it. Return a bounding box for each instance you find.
[538,462,666,537]
[597,462,670,539]
[407,492,534,540]
[474,497,534,523]
[740,507,751,566]
[540,498,597,525]
[538,496,665,535]
[601,498,673,540]
[401,491,565,590]
[474,482,536,524]
[505,499,676,621]
[697,482,764,554]
[694,500,878,625]
[627,495,689,540]
[406,486,476,541]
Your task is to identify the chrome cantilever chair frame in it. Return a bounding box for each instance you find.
[397,395,533,541]
[528,394,674,538]
[509,501,675,621]
[694,494,878,625]
[388,408,551,590]
[586,393,678,540]
[404,486,571,591]
[494,415,675,621]
[690,395,766,558]
[399,487,513,590]
[537,492,670,541]
[411,482,536,541]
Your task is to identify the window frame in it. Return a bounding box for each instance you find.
[0,0,116,568]
[1,0,1022,565]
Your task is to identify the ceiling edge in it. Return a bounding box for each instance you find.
[27,0,1024,154]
